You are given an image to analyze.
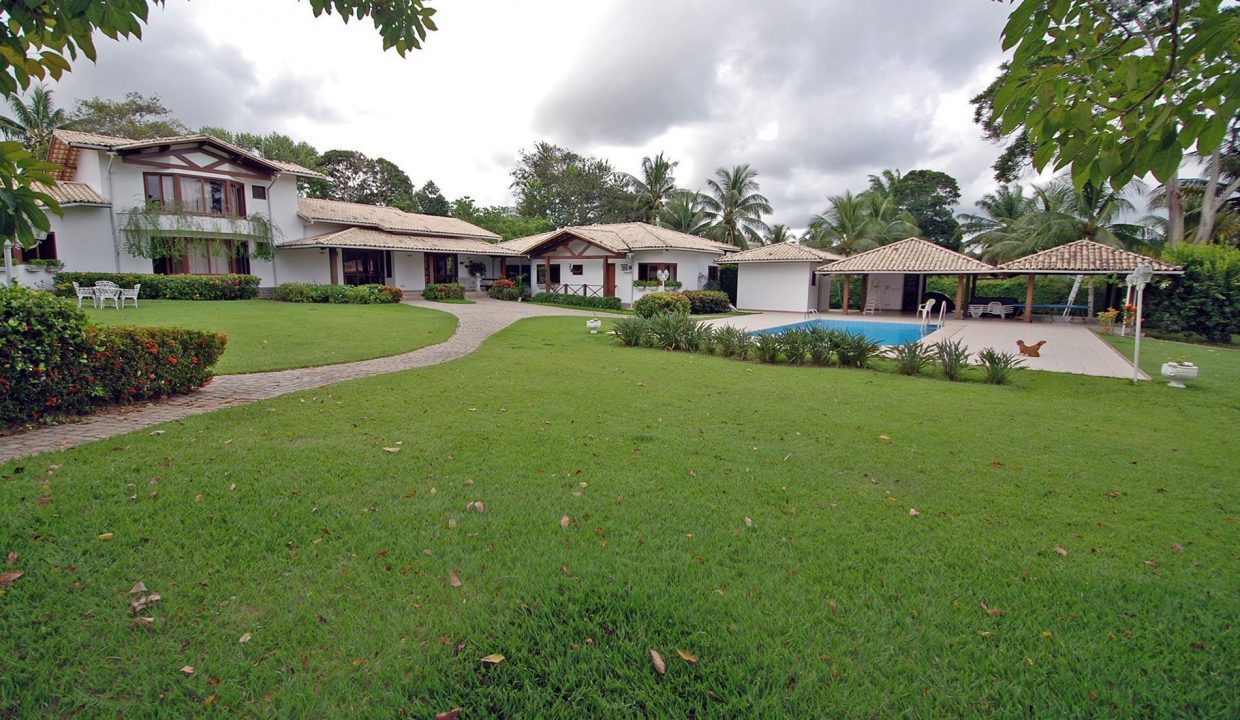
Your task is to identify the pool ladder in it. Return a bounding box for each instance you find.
[804,309,819,322]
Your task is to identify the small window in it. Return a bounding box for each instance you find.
[637,263,677,281]
[570,264,584,276]
[252,185,267,200]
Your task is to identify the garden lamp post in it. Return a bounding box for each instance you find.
[1127,263,1153,385]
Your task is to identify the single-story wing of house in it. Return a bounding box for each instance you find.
[721,243,844,312]
[498,223,738,305]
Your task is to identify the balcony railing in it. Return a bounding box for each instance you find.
[547,283,605,297]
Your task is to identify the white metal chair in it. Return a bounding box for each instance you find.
[72,282,96,308]
[93,280,120,309]
[120,283,140,308]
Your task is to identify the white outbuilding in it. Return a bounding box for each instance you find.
[722,243,843,312]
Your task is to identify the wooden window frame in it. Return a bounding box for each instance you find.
[637,262,677,281]
[152,239,247,276]
[570,264,584,276]
[251,185,267,200]
[144,172,248,217]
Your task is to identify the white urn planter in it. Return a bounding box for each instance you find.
[586,318,602,334]
[1160,362,1198,389]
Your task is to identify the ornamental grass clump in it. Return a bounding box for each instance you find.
[933,339,972,382]
[611,316,650,347]
[648,312,698,351]
[713,326,752,359]
[888,340,936,376]
[806,327,834,366]
[835,331,881,369]
[753,332,782,364]
[775,328,813,365]
[976,347,1024,385]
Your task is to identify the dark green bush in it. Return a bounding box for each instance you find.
[1145,245,1240,344]
[713,326,751,359]
[272,283,401,304]
[775,328,813,365]
[926,276,1074,305]
[648,313,699,350]
[54,272,259,300]
[806,327,834,366]
[531,292,623,310]
[752,332,782,363]
[681,290,732,314]
[423,283,466,301]
[92,325,226,403]
[718,264,738,305]
[835,331,881,368]
[634,291,690,318]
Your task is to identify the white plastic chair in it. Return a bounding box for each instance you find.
[120,283,140,308]
[862,298,879,315]
[985,301,1007,319]
[72,282,95,308]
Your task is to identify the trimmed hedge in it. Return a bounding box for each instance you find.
[423,283,466,301]
[633,291,690,318]
[1,285,225,426]
[272,283,403,304]
[54,272,259,300]
[1146,244,1240,344]
[530,292,623,310]
[680,290,732,314]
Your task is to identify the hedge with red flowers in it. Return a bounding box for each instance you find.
[1,285,226,427]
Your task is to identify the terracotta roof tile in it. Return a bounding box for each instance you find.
[996,240,1182,274]
[50,129,327,179]
[298,198,499,241]
[723,243,843,263]
[816,237,995,274]
[499,223,737,255]
[279,226,520,255]
[31,181,109,206]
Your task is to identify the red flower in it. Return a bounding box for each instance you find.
[128,388,137,394]
[167,357,178,364]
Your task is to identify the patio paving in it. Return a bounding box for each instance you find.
[1,298,596,462]
[707,311,1144,380]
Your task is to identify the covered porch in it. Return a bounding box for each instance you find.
[516,232,625,298]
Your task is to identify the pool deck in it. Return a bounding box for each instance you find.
[705,311,1145,380]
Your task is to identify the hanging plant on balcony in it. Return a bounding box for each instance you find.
[121,202,278,261]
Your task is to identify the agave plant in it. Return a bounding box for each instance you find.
[807,326,834,365]
[649,313,698,351]
[888,340,935,376]
[835,331,882,368]
[976,347,1024,385]
[933,339,972,381]
[775,328,813,365]
[691,324,718,354]
[611,316,650,347]
[752,332,783,363]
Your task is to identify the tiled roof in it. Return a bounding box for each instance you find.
[298,198,500,241]
[997,240,1182,274]
[279,226,521,256]
[723,243,843,263]
[815,237,995,274]
[499,223,738,255]
[49,129,327,179]
[31,181,109,206]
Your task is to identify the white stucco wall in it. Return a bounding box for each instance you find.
[391,251,426,292]
[866,273,905,311]
[736,262,820,312]
[46,206,118,272]
[273,248,334,285]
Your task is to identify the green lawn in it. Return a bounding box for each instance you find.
[83,300,457,374]
[1,319,1236,717]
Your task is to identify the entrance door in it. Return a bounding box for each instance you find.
[425,253,457,284]
[900,274,921,313]
[342,249,388,285]
[604,262,616,297]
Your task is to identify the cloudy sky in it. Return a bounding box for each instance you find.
[48,0,1031,227]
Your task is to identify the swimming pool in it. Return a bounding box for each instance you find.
[751,318,936,346]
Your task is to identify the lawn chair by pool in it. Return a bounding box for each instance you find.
[862,298,878,315]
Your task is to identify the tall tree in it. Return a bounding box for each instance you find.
[450,196,554,241]
[806,190,919,255]
[871,168,963,249]
[657,190,712,236]
[311,150,415,207]
[766,224,793,244]
[957,184,1035,251]
[626,152,677,224]
[67,92,187,138]
[413,180,450,216]
[510,142,638,227]
[0,84,66,156]
[701,164,773,250]
[199,126,325,195]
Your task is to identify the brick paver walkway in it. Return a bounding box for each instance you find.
[1,298,596,462]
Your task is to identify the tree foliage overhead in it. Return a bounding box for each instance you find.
[413,180,451,216]
[510,142,639,228]
[310,149,416,207]
[199,125,327,195]
[871,168,964,250]
[0,84,67,157]
[449,197,554,241]
[657,190,713,236]
[67,92,187,139]
[625,152,678,224]
[805,190,920,256]
[988,0,1239,190]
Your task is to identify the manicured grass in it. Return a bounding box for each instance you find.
[83,300,457,374]
[1,318,1236,717]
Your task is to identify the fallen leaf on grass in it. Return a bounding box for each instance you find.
[180,666,195,676]
[828,598,838,614]
[908,508,920,517]
[448,570,462,588]
[150,430,165,436]
[981,603,1004,617]
[5,551,14,564]
[560,515,571,529]
[128,581,147,594]
[650,649,666,675]
[744,517,753,528]
[351,658,366,666]
[1171,543,1185,553]
[382,447,401,454]
[239,632,251,644]
[480,653,505,665]
[0,570,23,586]
[131,616,154,630]
[435,709,462,720]
[1053,545,1068,556]
[98,533,114,541]
[878,434,891,441]
[676,648,699,665]
[1144,558,1158,568]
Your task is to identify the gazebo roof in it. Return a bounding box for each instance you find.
[815,237,995,275]
[996,240,1182,274]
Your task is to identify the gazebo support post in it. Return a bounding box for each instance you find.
[954,274,964,319]
[842,274,851,315]
[1024,273,1035,323]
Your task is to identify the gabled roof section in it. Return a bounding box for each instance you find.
[31,181,109,207]
[997,240,1182,274]
[48,129,327,180]
[499,222,738,256]
[297,198,500,241]
[724,243,843,264]
[816,237,995,274]
[279,226,519,256]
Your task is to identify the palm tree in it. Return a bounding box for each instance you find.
[978,178,1153,262]
[626,152,678,224]
[858,190,920,243]
[804,191,919,255]
[658,190,713,236]
[866,168,903,197]
[701,164,773,250]
[766,224,793,244]
[1146,180,1240,245]
[0,84,67,156]
[957,184,1035,252]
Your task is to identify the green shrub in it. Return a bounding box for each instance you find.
[807,327,834,365]
[634,291,690,318]
[888,341,935,376]
[612,316,651,347]
[0,285,100,425]
[775,328,813,365]
[1145,244,1240,344]
[926,276,1074,305]
[92,325,226,403]
[272,283,400,304]
[933,339,971,381]
[752,332,783,363]
[664,280,684,289]
[976,347,1024,385]
[713,326,751,359]
[835,331,881,369]
[531,292,623,310]
[54,272,259,300]
[648,313,699,351]
[488,277,524,301]
[718,264,738,305]
[633,280,660,288]
[681,290,732,314]
[423,283,466,301]
[692,324,718,354]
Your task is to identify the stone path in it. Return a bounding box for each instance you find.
[1,298,595,462]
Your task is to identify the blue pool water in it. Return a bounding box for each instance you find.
[752,318,935,346]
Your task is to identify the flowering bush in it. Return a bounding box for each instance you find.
[633,291,690,318]
[487,277,523,301]
[91,326,226,404]
[54,272,259,300]
[423,283,466,301]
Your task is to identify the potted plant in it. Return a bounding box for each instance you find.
[1160,359,1198,389]
[586,318,602,334]
[465,260,487,291]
